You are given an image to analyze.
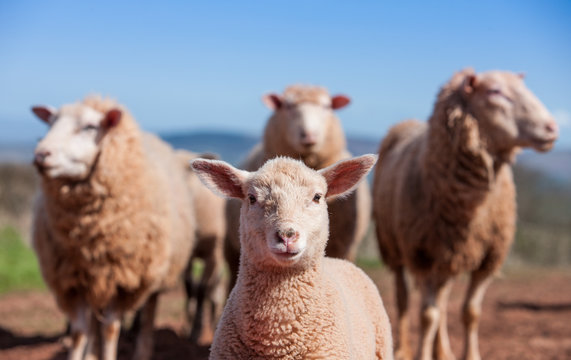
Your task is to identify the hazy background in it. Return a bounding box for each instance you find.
[1,0,570,147]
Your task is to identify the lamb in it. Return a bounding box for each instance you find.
[191,154,393,359]
[372,69,559,360]
[31,96,195,360]
[225,84,372,290]
[176,150,227,345]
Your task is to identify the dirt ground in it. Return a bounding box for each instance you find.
[0,267,570,360]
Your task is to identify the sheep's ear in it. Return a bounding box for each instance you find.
[190,159,248,199]
[517,72,526,80]
[31,105,56,124]
[102,109,122,128]
[331,95,351,110]
[319,154,377,199]
[262,93,283,110]
[462,74,478,95]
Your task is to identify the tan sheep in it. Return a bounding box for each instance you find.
[31,96,195,360]
[372,69,559,360]
[175,150,227,345]
[225,84,371,290]
[191,154,393,359]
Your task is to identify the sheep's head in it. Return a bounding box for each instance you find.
[191,155,376,270]
[31,101,121,180]
[460,70,558,153]
[262,85,350,156]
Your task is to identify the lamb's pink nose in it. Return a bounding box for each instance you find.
[276,228,299,245]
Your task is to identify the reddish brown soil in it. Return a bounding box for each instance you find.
[0,268,570,360]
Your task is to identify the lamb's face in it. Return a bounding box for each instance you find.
[190,154,376,271]
[465,71,558,153]
[240,160,329,268]
[32,104,121,180]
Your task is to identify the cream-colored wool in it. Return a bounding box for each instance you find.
[32,96,195,360]
[372,69,558,360]
[225,85,371,291]
[175,150,227,345]
[192,155,393,360]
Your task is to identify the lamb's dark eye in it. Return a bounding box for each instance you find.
[313,193,322,203]
[487,88,502,95]
[248,194,256,205]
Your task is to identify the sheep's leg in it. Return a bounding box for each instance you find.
[133,293,158,360]
[209,256,227,330]
[68,305,89,360]
[101,309,121,360]
[462,271,493,360]
[84,311,101,360]
[433,280,455,360]
[191,255,218,344]
[418,278,450,360]
[185,257,197,334]
[394,266,412,360]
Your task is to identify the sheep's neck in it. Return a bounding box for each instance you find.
[234,259,335,356]
[423,102,509,226]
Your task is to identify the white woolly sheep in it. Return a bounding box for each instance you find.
[192,154,393,359]
[225,84,372,291]
[372,69,558,360]
[31,96,195,360]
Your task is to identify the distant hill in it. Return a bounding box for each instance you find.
[517,149,571,183]
[0,130,568,183]
[161,130,381,166]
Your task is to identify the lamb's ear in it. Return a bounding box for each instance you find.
[262,93,283,110]
[102,109,122,128]
[331,95,351,110]
[31,105,56,124]
[190,159,248,199]
[319,154,377,199]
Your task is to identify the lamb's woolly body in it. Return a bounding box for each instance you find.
[33,97,194,327]
[213,258,392,359]
[225,85,371,290]
[198,156,393,360]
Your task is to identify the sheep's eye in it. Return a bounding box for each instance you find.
[248,194,256,205]
[486,88,502,96]
[313,193,322,203]
[82,124,98,132]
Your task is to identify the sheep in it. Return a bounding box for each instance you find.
[372,69,559,360]
[31,96,195,360]
[191,154,393,359]
[225,84,372,291]
[175,150,227,345]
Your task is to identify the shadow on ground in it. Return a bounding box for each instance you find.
[0,326,210,360]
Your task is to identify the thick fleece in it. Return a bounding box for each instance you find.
[372,69,558,360]
[32,96,195,359]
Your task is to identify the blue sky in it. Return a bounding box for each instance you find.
[1,0,570,148]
